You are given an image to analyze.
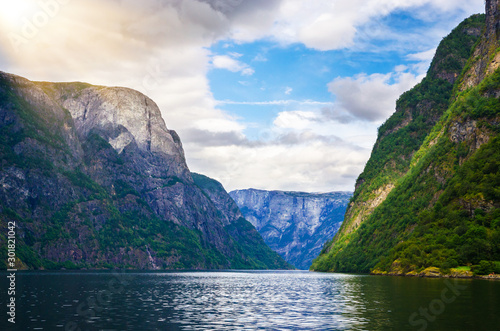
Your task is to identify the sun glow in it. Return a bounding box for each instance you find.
[0,1,40,28]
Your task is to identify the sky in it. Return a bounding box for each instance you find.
[0,0,485,192]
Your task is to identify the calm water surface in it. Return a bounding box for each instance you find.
[1,270,499,330]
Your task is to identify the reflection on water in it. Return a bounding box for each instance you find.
[165,272,360,330]
[0,270,499,330]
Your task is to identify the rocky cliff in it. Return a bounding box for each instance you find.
[193,175,293,269]
[312,1,500,275]
[229,189,351,269]
[0,72,290,270]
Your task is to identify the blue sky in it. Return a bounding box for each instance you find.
[204,2,484,149]
[0,0,486,192]
[208,39,408,140]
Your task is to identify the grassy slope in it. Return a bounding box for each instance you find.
[329,15,484,244]
[311,14,500,274]
[313,69,500,274]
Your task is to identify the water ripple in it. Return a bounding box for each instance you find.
[2,270,499,330]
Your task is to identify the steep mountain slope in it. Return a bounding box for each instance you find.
[230,189,351,269]
[193,175,293,269]
[312,3,500,275]
[0,72,289,270]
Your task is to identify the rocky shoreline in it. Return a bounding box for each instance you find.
[371,267,500,280]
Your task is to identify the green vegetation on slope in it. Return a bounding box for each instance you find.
[312,65,500,275]
[0,135,234,270]
[0,73,289,271]
[311,14,500,275]
[0,74,221,270]
[353,14,484,202]
[319,15,485,251]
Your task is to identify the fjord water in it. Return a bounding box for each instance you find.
[1,271,499,330]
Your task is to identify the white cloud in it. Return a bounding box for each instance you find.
[252,53,268,62]
[405,48,438,74]
[216,99,334,106]
[407,48,437,62]
[228,52,243,58]
[192,116,245,133]
[212,54,254,75]
[0,0,485,193]
[187,137,370,192]
[272,109,378,147]
[274,111,319,130]
[297,12,357,50]
[327,68,425,122]
[224,0,484,51]
[285,86,293,95]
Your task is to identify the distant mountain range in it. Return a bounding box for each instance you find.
[230,189,351,269]
[0,72,290,270]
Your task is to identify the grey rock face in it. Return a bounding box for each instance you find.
[54,84,184,157]
[229,189,352,269]
[0,71,289,270]
[192,174,293,269]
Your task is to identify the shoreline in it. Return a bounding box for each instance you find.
[371,267,500,280]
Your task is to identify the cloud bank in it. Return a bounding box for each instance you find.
[0,0,485,191]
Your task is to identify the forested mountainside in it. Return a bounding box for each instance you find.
[312,2,500,276]
[230,189,351,269]
[0,72,290,270]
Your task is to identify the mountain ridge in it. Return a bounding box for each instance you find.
[311,2,500,276]
[0,71,290,270]
[230,188,351,269]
